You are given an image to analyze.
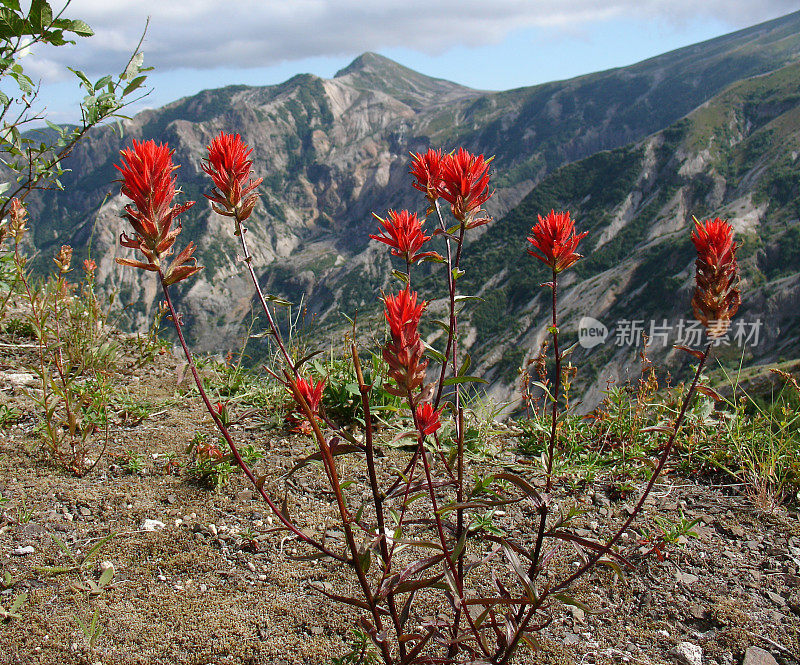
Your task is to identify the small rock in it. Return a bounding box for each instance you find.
[673,641,702,665]
[570,605,585,622]
[742,647,778,665]
[1,372,38,389]
[11,545,34,556]
[765,590,785,607]
[165,494,177,505]
[79,506,91,517]
[237,489,253,502]
[207,523,218,537]
[308,626,324,635]
[140,519,165,532]
[562,633,581,646]
[688,605,706,620]
[677,571,699,586]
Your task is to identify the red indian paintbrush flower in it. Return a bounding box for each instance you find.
[415,402,442,436]
[410,148,444,203]
[383,288,428,396]
[691,217,740,337]
[203,132,263,223]
[292,376,325,416]
[527,210,587,273]
[438,148,493,223]
[370,209,439,265]
[115,139,201,286]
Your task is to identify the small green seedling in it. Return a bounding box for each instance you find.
[35,532,115,576]
[75,606,104,649]
[0,593,27,621]
[71,563,115,596]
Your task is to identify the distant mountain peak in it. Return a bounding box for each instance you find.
[334,52,402,78]
[332,51,477,109]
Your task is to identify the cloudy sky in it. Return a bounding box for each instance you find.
[20,0,800,123]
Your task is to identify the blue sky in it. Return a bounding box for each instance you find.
[21,1,800,124]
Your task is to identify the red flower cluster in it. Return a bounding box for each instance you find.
[410,148,493,222]
[203,132,263,223]
[410,148,444,203]
[691,218,740,337]
[415,402,442,436]
[383,288,427,396]
[439,148,492,222]
[83,259,97,276]
[527,210,587,273]
[293,376,325,416]
[115,140,201,286]
[370,209,438,265]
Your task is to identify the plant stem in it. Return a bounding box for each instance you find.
[352,345,407,660]
[288,376,395,665]
[498,343,712,664]
[545,267,559,493]
[233,215,297,375]
[158,275,343,562]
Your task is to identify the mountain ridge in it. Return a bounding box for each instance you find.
[16,10,800,407]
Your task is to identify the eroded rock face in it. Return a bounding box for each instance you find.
[21,14,800,404]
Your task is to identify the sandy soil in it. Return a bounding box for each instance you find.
[1,337,799,665]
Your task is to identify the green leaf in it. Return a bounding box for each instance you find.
[68,67,92,91]
[63,19,92,36]
[453,294,482,303]
[264,294,293,307]
[122,75,146,97]
[122,52,144,80]
[27,0,52,32]
[443,376,487,386]
[391,269,409,284]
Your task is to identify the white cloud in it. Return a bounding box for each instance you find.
[21,0,800,81]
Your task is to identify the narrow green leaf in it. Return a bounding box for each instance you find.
[443,376,487,386]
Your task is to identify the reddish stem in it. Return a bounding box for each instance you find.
[158,275,343,562]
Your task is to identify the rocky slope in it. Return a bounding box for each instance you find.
[17,10,800,407]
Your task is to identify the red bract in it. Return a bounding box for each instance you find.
[691,217,740,337]
[83,259,96,276]
[114,139,201,285]
[410,148,444,202]
[370,209,438,265]
[203,132,263,222]
[415,402,442,436]
[527,210,588,273]
[439,148,493,222]
[383,288,428,396]
[293,376,325,416]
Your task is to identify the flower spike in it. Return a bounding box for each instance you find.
[527,210,587,273]
[203,132,263,223]
[370,209,439,265]
[410,149,444,203]
[438,148,493,222]
[415,402,442,436]
[690,217,740,337]
[114,139,200,284]
[382,288,428,397]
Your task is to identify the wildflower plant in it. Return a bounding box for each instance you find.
[114,132,741,663]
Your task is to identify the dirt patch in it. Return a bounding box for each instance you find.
[1,342,799,665]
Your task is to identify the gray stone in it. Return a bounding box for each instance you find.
[673,641,702,665]
[140,519,165,532]
[742,647,778,665]
[11,545,34,556]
